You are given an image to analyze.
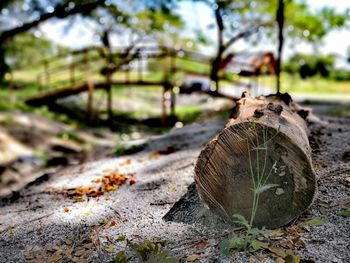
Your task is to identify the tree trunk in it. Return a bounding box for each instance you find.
[0,44,8,81]
[211,4,225,93]
[194,92,316,228]
[276,0,285,93]
[210,48,223,92]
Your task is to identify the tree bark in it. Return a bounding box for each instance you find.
[195,92,316,228]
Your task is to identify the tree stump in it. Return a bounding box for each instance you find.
[194,92,316,228]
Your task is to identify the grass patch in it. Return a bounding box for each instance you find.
[256,74,350,94]
[175,105,202,123]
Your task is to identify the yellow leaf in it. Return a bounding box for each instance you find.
[83,212,92,216]
[168,185,176,192]
[105,245,114,253]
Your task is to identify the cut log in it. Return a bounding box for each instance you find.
[194,92,316,228]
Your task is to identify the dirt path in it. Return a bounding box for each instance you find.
[0,112,349,262]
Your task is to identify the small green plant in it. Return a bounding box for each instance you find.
[220,123,281,255]
[114,236,178,263]
[338,208,350,218]
[220,214,267,255]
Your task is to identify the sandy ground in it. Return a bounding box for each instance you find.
[0,110,349,262]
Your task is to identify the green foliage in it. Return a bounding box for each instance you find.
[5,33,66,69]
[329,70,350,81]
[115,251,131,263]
[338,209,350,218]
[284,53,350,81]
[114,237,178,263]
[220,214,266,255]
[281,1,348,43]
[284,53,335,79]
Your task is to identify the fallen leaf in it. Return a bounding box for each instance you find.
[186,254,200,261]
[72,197,85,203]
[149,152,160,159]
[168,185,176,192]
[268,229,286,239]
[50,254,62,262]
[65,248,73,257]
[65,239,73,245]
[195,240,209,250]
[63,207,70,213]
[110,220,117,227]
[292,237,306,248]
[120,159,131,166]
[25,245,33,252]
[284,254,301,263]
[105,245,114,253]
[286,226,306,235]
[132,229,141,236]
[129,178,137,185]
[83,212,92,216]
[268,246,288,258]
[304,218,325,226]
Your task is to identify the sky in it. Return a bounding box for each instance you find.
[39,0,350,65]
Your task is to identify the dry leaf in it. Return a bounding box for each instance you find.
[129,178,137,185]
[268,229,286,239]
[63,207,70,213]
[268,246,288,258]
[120,159,131,166]
[50,254,62,262]
[186,254,200,261]
[105,245,114,253]
[65,239,73,245]
[195,240,209,250]
[149,152,160,159]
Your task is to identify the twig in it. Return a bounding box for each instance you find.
[0,205,43,215]
[0,212,54,234]
[175,162,194,171]
[108,206,127,222]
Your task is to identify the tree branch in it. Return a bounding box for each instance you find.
[0,0,105,43]
[223,22,272,53]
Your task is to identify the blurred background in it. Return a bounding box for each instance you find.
[0,0,349,195]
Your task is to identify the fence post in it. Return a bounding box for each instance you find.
[44,60,50,89]
[87,80,95,125]
[161,84,167,124]
[170,85,176,116]
[70,61,75,86]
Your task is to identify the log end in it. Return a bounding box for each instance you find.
[195,121,316,229]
